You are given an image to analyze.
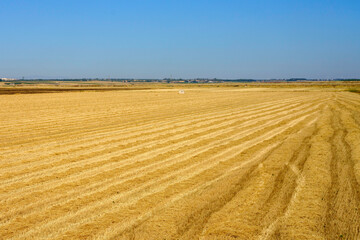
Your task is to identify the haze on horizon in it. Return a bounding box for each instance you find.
[0,0,359,79]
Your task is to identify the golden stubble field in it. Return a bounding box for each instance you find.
[0,88,360,239]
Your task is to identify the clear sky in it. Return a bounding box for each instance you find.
[1,0,359,79]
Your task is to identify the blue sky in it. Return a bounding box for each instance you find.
[0,0,359,79]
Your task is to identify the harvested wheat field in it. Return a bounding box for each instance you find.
[1,88,360,240]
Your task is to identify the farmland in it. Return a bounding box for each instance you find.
[1,87,360,239]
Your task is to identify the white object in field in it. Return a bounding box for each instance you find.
[178,90,185,94]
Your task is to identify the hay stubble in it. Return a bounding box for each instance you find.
[0,89,359,239]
